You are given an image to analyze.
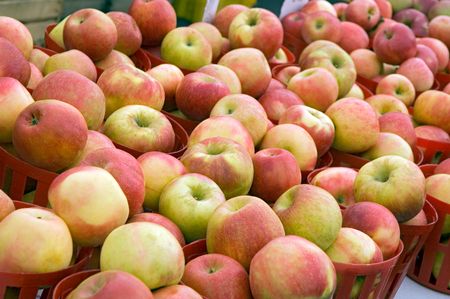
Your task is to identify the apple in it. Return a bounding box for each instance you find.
[33,70,105,130]
[301,0,338,16]
[43,49,97,81]
[301,11,341,44]
[279,105,335,156]
[354,155,425,222]
[153,285,202,299]
[229,8,283,59]
[160,27,212,71]
[269,47,289,64]
[376,0,394,18]
[12,100,88,172]
[71,130,115,166]
[417,37,449,71]
[379,112,417,146]
[103,105,175,153]
[95,50,135,71]
[429,16,450,49]
[287,67,338,112]
[249,235,336,299]
[281,11,306,37]
[397,57,434,92]
[265,78,286,92]
[198,64,241,94]
[394,9,429,37]
[425,174,450,234]
[351,49,383,79]
[412,0,438,14]
[389,0,413,12]
[402,209,427,225]
[415,125,450,142]
[0,207,72,273]
[338,22,369,53]
[0,190,14,222]
[273,65,301,86]
[48,16,69,50]
[335,3,348,20]
[365,94,409,116]
[344,83,365,99]
[213,4,249,37]
[189,22,223,61]
[67,270,153,299]
[182,253,251,299]
[129,0,176,46]
[310,167,358,207]
[100,222,184,289]
[259,88,303,123]
[206,195,285,270]
[432,241,450,288]
[444,82,450,94]
[147,64,184,112]
[413,90,450,133]
[435,158,450,174]
[27,63,43,90]
[181,137,254,199]
[346,0,381,30]
[106,11,142,55]
[175,72,230,121]
[219,37,230,58]
[29,48,50,73]
[428,0,450,19]
[0,77,34,143]
[376,74,416,106]
[0,16,33,59]
[0,37,30,85]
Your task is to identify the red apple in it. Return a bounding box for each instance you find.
[259,88,303,123]
[301,11,341,44]
[147,64,184,112]
[376,74,416,106]
[338,22,369,53]
[417,37,449,71]
[213,4,249,37]
[412,0,438,14]
[0,190,14,222]
[198,64,241,94]
[0,37,30,85]
[415,125,450,142]
[379,112,417,146]
[273,65,301,86]
[394,9,429,37]
[365,94,409,116]
[95,50,135,71]
[435,158,450,174]
[397,57,434,92]
[413,90,450,133]
[0,16,33,59]
[429,16,450,49]
[29,48,49,73]
[376,0,393,18]
[71,130,115,166]
[27,63,43,90]
[153,285,201,299]
[346,0,381,30]
[334,3,348,20]
[265,78,286,92]
[281,11,306,37]
[190,22,223,61]
[428,0,450,19]
[43,49,98,81]
[107,11,142,55]
[301,0,338,16]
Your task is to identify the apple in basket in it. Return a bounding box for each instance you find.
[0,190,14,221]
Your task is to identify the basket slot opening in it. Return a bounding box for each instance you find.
[9,171,27,201]
[34,181,51,207]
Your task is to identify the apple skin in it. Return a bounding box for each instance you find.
[425,174,450,234]
[261,124,318,171]
[343,202,401,259]
[351,49,383,80]
[282,11,306,37]
[43,49,97,81]
[376,0,394,18]
[161,27,212,71]
[0,207,73,273]
[417,37,449,71]
[273,65,301,86]
[389,0,413,12]
[415,125,450,142]
[301,0,338,16]
[128,212,185,246]
[182,253,251,299]
[100,222,185,289]
[0,77,34,143]
[159,173,226,242]
[48,15,69,50]
[444,82,450,94]
[394,9,429,37]
[301,11,341,44]
[95,50,135,71]
[365,94,409,116]
[71,130,115,166]
[279,105,335,157]
[0,37,31,85]
[376,74,416,106]
[373,22,417,65]
[181,137,254,199]
[325,98,380,154]
[334,3,348,20]
[147,64,184,112]
[379,112,417,146]
[189,22,223,61]
[229,8,283,59]
[397,57,434,92]
[98,64,165,118]
[346,0,381,30]
[273,184,342,250]
[412,0,438,14]
[429,16,450,49]
[106,11,142,55]
[344,83,365,99]
[413,90,450,134]
[265,78,286,92]
[153,285,202,299]
[0,16,33,59]
[175,72,230,121]
[198,64,241,94]
[435,158,450,174]
[64,8,117,61]
[0,190,14,222]
[249,235,336,299]
[428,0,450,19]
[311,167,358,207]
[250,148,302,203]
[137,151,186,212]
[338,22,369,53]
[103,105,175,153]
[27,63,43,90]
[33,70,105,130]
[206,195,285,270]
[259,88,303,123]
[354,155,426,222]
[213,4,249,37]
[29,48,50,73]
[402,209,427,225]
[12,99,88,172]
[218,48,271,98]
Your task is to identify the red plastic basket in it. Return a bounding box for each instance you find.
[416,137,450,164]
[143,47,193,75]
[183,239,208,264]
[44,24,64,53]
[356,82,373,99]
[282,32,307,61]
[356,75,378,94]
[162,111,200,135]
[436,72,450,90]
[271,62,299,84]
[269,45,296,70]
[301,151,333,183]
[52,269,99,299]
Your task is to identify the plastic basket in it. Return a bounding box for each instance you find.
[183,239,208,264]
[356,82,373,99]
[301,151,333,183]
[282,32,307,61]
[416,137,450,164]
[143,47,193,75]
[436,72,450,90]
[356,75,378,94]
[162,111,200,135]
[269,45,296,70]
[271,62,299,84]
[52,269,99,299]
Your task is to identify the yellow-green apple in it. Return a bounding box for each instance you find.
[350,49,383,79]
[334,2,348,20]
[376,74,416,106]
[397,57,434,92]
[128,212,185,246]
[273,65,301,86]
[103,105,175,153]
[0,77,34,143]
[0,37,30,85]
[29,48,50,73]
[181,137,254,198]
[259,88,303,123]
[12,100,88,172]
[412,0,438,14]
[279,105,335,156]
[394,9,429,37]
[153,285,201,299]
[373,22,417,65]
[137,151,186,212]
[301,11,341,44]
[64,8,117,61]
[210,94,269,145]
[0,190,14,222]
[198,64,241,94]
[49,15,69,50]
[428,0,450,19]
[0,16,33,59]
[417,37,449,71]
[354,155,425,222]
[175,72,230,121]
[382,63,399,75]
[376,0,394,18]
[159,173,225,242]
[95,50,135,71]
[106,11,142,55]
[346,0,381,30]
[343,202,401,259]
[379,112,417,146]
[429,16,450,49]
[129,0,176,46]
[71,130,115,166]
[188,116,254,155]
[365,94,409,116]
[229,8,283,59]
[67,270,154,299]
[213,4,249,37]
[435,158,450,174]
[414,90,450,133]
[100,222,184,289]
[250,148,302,203]
[0,207,73,273]
[33,70,105,130]
[287,67,338,112]
[182,253,251,299]
[27,63,43,90]
[206,195,285,269]
[249,235,336,299]
[147,64,184,112]
[301,0,338,16]
[43,49,97,81]
[161,27,212,71]
[325,98,380,153]
[389,0,413,12]
[311,167,358,207]
[415,125,450,142]
[338,22,369,53]
[218,48,271,98]
[281,11,306,37]
[189,22,223,61]
[273,184,342,250]
[425,174,450,234]
[344,83,365,99]
[80,148,145,216]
